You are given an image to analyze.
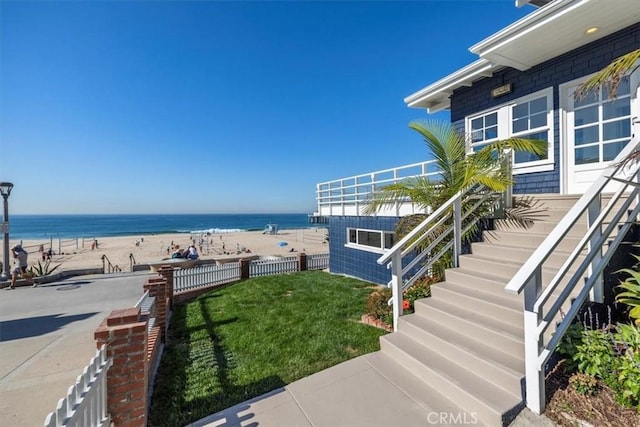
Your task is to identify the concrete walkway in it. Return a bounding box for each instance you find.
[0,272,151,426]
[189,352,556,427]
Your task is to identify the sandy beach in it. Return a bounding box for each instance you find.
[2,228,328,274]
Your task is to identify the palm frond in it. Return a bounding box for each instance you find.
[574,49,640,100]
[362,177,437,215]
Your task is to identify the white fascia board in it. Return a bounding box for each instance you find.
[404,59,497,110]
[470,0,590,59]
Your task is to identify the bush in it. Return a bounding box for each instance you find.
[404,276,436,311]
[366,288,392,322]
[558,322,640,410]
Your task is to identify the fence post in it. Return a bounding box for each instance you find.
[157,266,174,310]
[94,307,148,427]
[298,253,307,271]
[240,258,251,279]
[144,276,168,343]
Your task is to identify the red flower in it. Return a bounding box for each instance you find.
[402,299,410,310]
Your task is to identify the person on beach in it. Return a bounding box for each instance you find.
[9,245,28,289]
[171,245,184,258]
[187,245,199,260]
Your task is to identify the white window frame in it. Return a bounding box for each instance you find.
[344,227,394,254]
[466,87,555,174]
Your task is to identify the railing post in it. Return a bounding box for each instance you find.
[94,307,148,426]
[240,258,251,279]
[144,276,168,343]
[453,197,462,267]
[523,266,545,414]
[157,266,175,310]
[390,252,403,332]
[297,253,307,271]
[587,195,604,303]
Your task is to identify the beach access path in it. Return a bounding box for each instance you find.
[0,272,150,427]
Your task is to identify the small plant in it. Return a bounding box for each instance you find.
[573,326,616,379]
[569,372,598,396]
[404,275,436,312]
[616,255,640,326]
[28,260,62,277]
[366,288,392,322]
[556,322,586,372]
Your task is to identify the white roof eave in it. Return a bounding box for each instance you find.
[404,59,499,112]
[405,0,637,111]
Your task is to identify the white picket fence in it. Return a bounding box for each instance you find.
[44,345,111,427]
[174,262,241,292]
[174,253,330,293]
[249,256,298,277]
[307,253,329,270]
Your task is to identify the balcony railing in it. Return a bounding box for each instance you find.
[316,160,439,217]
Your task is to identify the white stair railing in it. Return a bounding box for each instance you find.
[377,186,499,331]
[505,134,640,415]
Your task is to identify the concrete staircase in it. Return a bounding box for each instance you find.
[366,194,587,427]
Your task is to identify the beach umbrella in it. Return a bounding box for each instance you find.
[277,241,288,247]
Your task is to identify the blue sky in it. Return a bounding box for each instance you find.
[1,0,531,214]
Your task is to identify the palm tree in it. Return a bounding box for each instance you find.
[364,119,547,276]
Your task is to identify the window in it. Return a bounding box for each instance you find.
[572,76,631,165]
[346,228,394,253]
[466,88,554,174]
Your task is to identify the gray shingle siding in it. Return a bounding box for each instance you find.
[450,23,639,194]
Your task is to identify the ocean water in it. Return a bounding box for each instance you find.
[6,214,322,240]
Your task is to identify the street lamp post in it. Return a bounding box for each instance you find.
[0,182,14,281]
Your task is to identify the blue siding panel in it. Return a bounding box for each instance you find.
[328,216,398,285]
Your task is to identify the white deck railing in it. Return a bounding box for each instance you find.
[44,345,111,427]
[505,133,640,415]
[316,160,439,217]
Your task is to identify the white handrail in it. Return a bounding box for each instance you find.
[505,138,640,294]
[504,132,640,415]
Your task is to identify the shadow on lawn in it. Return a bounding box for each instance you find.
[148,296,286,427]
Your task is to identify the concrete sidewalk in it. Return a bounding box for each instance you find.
[189,352,556,427]
[0,272,151,426]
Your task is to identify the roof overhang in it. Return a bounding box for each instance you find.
[405,0,639,113]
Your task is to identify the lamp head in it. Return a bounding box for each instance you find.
[0,182,14,197]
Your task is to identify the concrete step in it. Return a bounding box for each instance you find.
[481,230,583,253]
[381,333,524,426]
[429,282,522,325]
[430,273,523,311]
[364,352,479,427]
[469,243,586,272]
[398,313,524,389]
[413,297,524,359]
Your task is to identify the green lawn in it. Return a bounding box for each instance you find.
[148,270,387,427]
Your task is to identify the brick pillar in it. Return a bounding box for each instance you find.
[298,253,307,271]
[94,307,148,427]
[143,276,168,342]
[239,258,251,279]
[157,266,174,310]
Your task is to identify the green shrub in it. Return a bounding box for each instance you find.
[28,260,62,277]
[561,322,640,410]
[404,276,435,311]
[366,288,392,321]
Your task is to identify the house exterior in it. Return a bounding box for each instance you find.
[317,0,639,285]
